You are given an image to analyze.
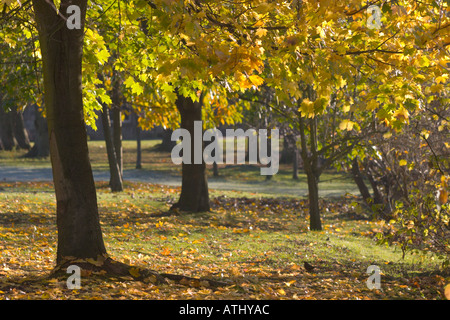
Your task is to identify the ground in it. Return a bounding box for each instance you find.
[0,140,448,300]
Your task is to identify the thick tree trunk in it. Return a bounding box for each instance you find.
[171,94,210,212]
[101,104,123,192]
[33,0,107,263]
[23,105,49,158]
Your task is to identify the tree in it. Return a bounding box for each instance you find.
[171,93,210,212]
[32,0,108,264]
[101,102,123,192]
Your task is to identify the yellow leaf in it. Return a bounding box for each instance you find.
[278,288,286,295]
[445,284,450,300]
[129,267,141,278]
[339,120,354,131]
[399,159,407,166]
[393,107,409,121]
[435,74,448,84]
[248,74,264,87]
[255,28,267,37]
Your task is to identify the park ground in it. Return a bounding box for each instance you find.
[0,140,448,300]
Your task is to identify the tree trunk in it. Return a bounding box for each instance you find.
[171,93,210,212]
[23,105,50,158]
[299,115,322,231]
[12,106,31,150]
[158,128,177,152]
[111,72,122,177]
[135,114,142,169]
[305,166,321,231]
[293,142,299,180]
[365,162,384,205]
[265,135,273,181]
[212,162,219,177]
[33,0,107,263]
[0,104,17,151]
[351,157,371,202]
[101,104,123,192]
[280,134,295,164]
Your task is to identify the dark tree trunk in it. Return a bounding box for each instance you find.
[158,128,177,152]
[365,162,384,205]
[101,104,123,192]
[135,115,142,169]
[293,142,299,180]
[23,105,50,158]
[280,134,295,164]
[12,106,31,150]
[305,167,321,230]
[265,135,273,181]
[212,162,219,177]
[299,115,322,231]
[33,0,107,263]
[111,70,122,177]
[171,94,210,212]
[351,157,371,202]
[0,105,17,151]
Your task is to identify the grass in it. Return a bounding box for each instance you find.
[0,139,448,300]
[0,181,448,300]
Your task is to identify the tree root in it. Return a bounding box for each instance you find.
[50,255,230,289]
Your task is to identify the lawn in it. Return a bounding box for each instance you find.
[0,140,448,300]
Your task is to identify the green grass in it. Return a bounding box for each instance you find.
[1,140,448,299]
[0,181,447,300]
[0,139,361,197]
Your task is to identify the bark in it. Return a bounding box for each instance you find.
[365,162,384,205]
[135,115,142,169]
[23,106,50,158]
[293,143,299,180]
[305,167,321,230]
[33,0,106,263]
[299,115,322,231]
[265,135,273,181]
[101,104,123,192]
[212,162,219,177]
[351,157,372,202]
[111,77,123,177]
[0,105,17,151]
[12,106,31,150]
[171,93,210,212]
[204,138,219,177]
[158,128,177,152]
[280,134,295,164]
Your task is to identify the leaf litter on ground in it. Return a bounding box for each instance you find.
[0,181,448,300]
